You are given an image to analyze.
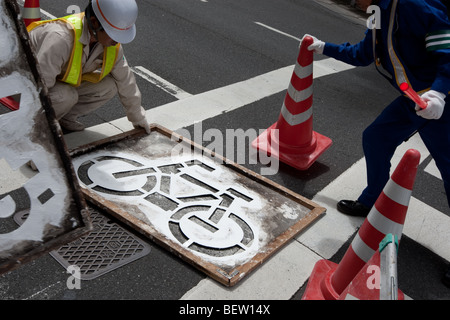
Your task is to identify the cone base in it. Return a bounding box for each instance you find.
[252,123,332,171]
[338,266,405,300]
[301,259,339,300]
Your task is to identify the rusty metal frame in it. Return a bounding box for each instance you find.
[0,0,92,275]
[70,125,325,286]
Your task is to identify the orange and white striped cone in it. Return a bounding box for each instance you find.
[338,234,404,300]
[0,96,20,111]
[338,243,384,300]
[23,0,41,27]
[251,35,332,170]
[302,149,420,300]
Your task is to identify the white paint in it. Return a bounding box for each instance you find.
[178,210,245,249]
[0,73,72,247]
[279,203,299,220]
[404,197,450,260]
[88,159,148,192]
[0,5,18,69]
[24,281,63,300]
[254,22,301,42]
[0,195,16,219]
[131,66,193,100]
[41,9,56,19]
[0,9,74,251]
[0,159,37,195]
[424,159,442,180]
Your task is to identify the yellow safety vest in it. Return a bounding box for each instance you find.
[27,13,120,87]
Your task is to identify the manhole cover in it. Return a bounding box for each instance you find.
[14,208,151,280]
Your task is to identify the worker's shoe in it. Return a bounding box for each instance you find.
[59,118,85,132]
[443,265,450,288]
[337,200,370,217]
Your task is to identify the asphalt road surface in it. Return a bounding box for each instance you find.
[1,0,449,306]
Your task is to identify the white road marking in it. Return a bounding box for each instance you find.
[254,22,302,42]
[24,281,63,300]
[424,158,442,180]
[40,8,56,20]
[131,66,193,100]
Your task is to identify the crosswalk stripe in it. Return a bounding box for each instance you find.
[64,58,354,150]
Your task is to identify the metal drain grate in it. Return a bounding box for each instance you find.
[14,208,151,280]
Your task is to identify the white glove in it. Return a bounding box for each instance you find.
[304,34,325,54]
[132,117,151,134]
[415,90,446,120]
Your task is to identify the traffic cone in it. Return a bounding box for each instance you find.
[302,149,420,300]
[251,35,332,170]
[0,96,20,111]
[23,0,41,27]
[338,234,404,300]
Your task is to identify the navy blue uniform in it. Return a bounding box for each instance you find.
[323,0,450,208]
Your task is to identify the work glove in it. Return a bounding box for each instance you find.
[304,34,325,54]
[132,117,151,134]
[415,90,446,120]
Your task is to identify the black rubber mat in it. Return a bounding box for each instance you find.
[14,207,151,280]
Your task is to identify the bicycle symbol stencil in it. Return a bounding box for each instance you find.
[73,152,263,263]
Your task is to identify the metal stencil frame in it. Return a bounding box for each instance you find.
[0,0,92,275]
[70,125,325,286]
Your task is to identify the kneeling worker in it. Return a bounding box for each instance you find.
[27,0,150,133]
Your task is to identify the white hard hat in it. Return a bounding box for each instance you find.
[91,0,138,44]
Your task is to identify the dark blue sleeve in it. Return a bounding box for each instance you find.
[323,29,374,67]
[424,2,450,95]
[402,0,450,95]
[431,51,450,95]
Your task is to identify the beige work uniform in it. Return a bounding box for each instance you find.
[28,16,146,124]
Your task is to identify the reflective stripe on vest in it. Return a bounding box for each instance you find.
[372,0,450,95]
[27,13,120,87]
[371,0,410,89]
[386,0,410,89]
